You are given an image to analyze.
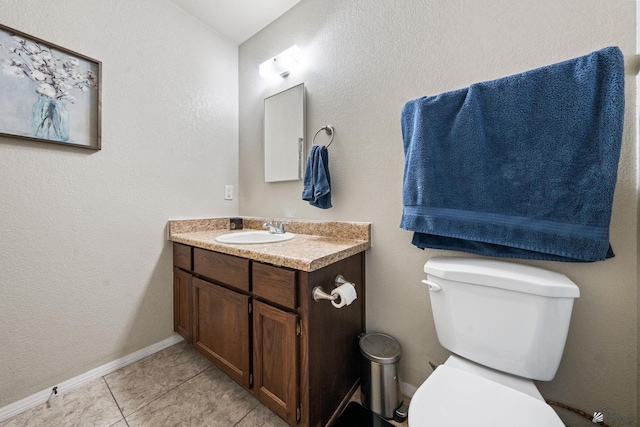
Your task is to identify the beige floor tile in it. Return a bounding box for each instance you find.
[4,342,373,427]
[104,341,211,416]
[0,378,123,427]
[125,366,259,427]
[235,404,290,427]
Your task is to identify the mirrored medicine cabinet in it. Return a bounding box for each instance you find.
[264,83,306,182]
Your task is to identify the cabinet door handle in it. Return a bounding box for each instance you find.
[298,137,304,179]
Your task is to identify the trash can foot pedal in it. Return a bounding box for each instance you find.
[394,401,409,422]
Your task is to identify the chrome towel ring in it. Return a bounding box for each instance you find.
[312,125,335,147]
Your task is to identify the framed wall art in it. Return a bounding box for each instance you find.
[0,23,101,150]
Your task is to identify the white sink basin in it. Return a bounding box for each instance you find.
[215,230,295,244]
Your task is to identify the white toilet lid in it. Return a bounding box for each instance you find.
[408,365,564,427]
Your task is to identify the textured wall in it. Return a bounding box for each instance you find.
[239,0,638,423]
[0,0,238,407]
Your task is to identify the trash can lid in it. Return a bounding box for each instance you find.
[359,333,401,364]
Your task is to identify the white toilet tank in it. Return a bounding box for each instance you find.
[424,257,580,381]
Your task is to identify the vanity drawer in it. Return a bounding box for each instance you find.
[253,262,297,310]
[193,248,250,292]
[173,243,192,271]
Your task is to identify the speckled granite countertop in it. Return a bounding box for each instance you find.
[168,217,371,272]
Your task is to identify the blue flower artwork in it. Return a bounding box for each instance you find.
[0,24,101,149]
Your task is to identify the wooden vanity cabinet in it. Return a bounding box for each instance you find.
[172,242,365,427]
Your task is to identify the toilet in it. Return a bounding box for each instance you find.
[409,256,580,426]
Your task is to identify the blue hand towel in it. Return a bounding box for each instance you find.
[400,46,624,262]
[302,145,332,209]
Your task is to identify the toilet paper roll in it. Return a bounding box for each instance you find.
[331,282,357,308]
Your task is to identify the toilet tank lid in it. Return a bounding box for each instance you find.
[424,257,580,298]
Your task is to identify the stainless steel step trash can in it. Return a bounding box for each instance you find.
[359,332,402,419]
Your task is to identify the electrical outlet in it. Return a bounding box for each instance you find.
[224,185,233,200]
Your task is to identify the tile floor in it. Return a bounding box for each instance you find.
[0,341,408,427]
[0,342,289,427]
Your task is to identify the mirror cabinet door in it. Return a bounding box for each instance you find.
[264,83,305,182]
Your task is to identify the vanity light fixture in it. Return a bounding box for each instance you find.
[259,45,301,79]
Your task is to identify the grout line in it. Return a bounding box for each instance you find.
[232,400,262,427]
[102,377,129,426]
[119,366,214,420]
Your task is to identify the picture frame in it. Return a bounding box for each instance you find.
[0,23,101,150]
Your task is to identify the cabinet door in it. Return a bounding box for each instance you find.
[253,300,299,425]
[192,277,251,388]
[173,267,192,343]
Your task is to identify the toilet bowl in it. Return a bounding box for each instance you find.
[408,257,579,426]
[409,355,563,426]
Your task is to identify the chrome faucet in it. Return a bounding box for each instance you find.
[263,220,286,234]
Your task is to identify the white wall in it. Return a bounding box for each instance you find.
[239,0,638,424]
[637,3,640,420]
[0,0,238,407]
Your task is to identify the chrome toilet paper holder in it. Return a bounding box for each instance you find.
[312,275,352,303]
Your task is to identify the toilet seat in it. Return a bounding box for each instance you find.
[408,365,564,427]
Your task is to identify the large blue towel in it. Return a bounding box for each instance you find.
[302,145,332,209]
[400,46,624,262]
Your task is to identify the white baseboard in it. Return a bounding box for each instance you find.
[0,334,184,423]
[400,380,417,399]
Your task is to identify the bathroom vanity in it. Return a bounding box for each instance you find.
[168,218,370,427]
